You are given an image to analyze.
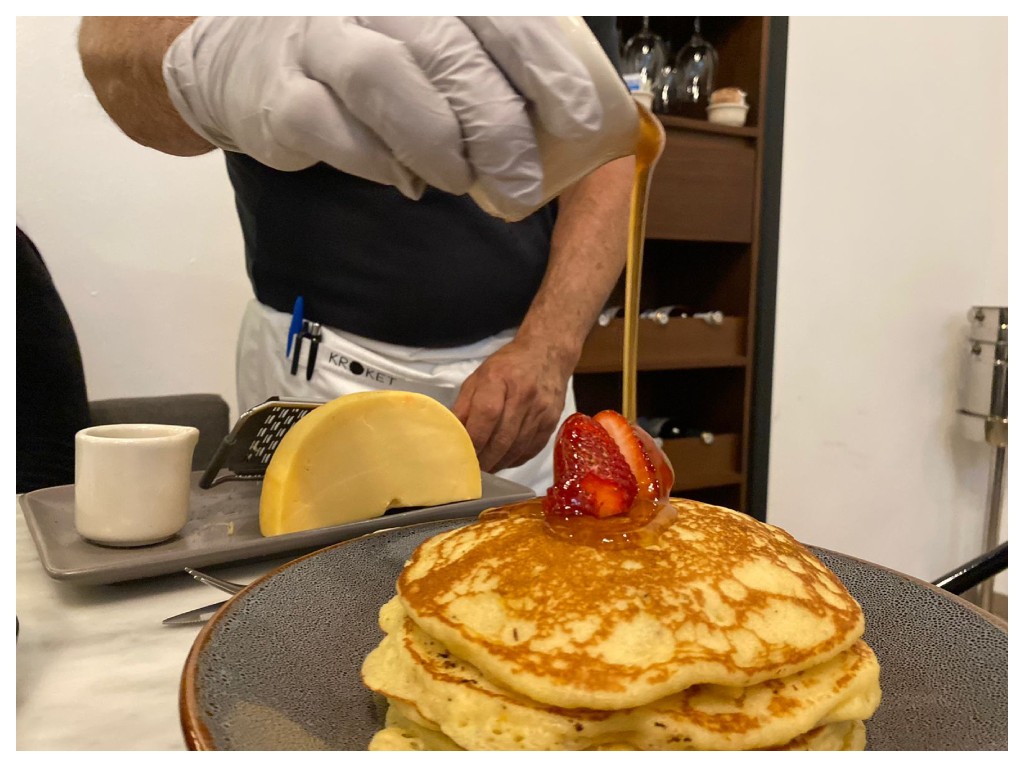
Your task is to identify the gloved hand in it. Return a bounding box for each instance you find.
[163,16,608,220]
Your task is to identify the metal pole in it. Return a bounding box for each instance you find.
[978,444,1007,613]
[955,307,1008,613]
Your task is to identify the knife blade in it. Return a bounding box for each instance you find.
[162,599,228,626]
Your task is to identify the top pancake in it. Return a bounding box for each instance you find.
[397,499,865,710]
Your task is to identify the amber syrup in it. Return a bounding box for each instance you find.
[622,104,666,423]
[482,105,671,549]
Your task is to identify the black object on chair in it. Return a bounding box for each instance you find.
[16,226,232,489]
[931,542,1009,596]
[17,227,91,494]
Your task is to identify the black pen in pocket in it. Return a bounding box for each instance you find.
[290,320,322,380]
[289,324,305,377]
[305,323,322,381]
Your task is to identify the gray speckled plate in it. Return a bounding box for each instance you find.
[180,519,1008,751]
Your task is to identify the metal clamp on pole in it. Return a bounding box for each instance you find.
[954,306,1008,614]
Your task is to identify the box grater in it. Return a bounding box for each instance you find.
[198,398,324,489]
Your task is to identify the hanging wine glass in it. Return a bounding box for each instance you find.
[671,17,718,118]
[620,16,667,97]
[651,65,678,115]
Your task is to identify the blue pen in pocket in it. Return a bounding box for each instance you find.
[286,296,304,358]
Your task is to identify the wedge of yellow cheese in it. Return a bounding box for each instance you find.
[259,391,482,536]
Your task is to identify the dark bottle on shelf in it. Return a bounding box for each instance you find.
[692,310,725,326]
[636,416,670,438]
[637,416,715,444]
[596,305,625,327]
[660,419,699,439]
[639,305,695,324]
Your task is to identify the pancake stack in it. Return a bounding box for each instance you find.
[361,498,881,750]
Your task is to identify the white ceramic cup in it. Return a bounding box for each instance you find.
[706,102,750,127]
[74,423,199,547]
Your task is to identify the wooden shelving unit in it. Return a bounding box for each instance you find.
[576,316,747,373]
[573,17,787,520]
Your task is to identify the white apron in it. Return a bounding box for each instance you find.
[235,300,574,495]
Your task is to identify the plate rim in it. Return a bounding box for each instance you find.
[179,515,475,750]
[179,519,1007,751]
[806,544,1008,633]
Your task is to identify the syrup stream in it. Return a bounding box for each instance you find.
[622,104,667,424]
[481,105,672,549]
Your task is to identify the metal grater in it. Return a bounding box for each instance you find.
[198,398,325,489]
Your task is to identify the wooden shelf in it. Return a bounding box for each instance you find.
[574,16,784,520]
[657,115,760,139]
[576,317,747,373]
[646,129,757,242]
[663,433,743,492]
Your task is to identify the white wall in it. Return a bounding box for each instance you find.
[16,16,252,419]
[768,17,1008,592]
[16,18,1008,591]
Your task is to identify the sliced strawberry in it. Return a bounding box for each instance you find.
[543,413,637,518]
[579,474,636,518]
[594,410,667,500]
[632,424,675,499]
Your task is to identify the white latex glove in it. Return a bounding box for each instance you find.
[163,16,608,220]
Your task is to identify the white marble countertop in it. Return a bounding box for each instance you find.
[15,503,296,750]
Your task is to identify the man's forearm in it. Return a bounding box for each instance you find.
[516,156,634,371]
[451,156,634,470]
[78,16,212,156]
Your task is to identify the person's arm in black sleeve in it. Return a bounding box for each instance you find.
[16,228,91,493]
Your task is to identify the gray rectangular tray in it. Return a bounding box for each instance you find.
[19,471,534,585]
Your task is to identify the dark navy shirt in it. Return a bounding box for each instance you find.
[226,17,620,347]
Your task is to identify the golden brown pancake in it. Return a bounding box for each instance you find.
[763,721,867,751]
[369,702,868,752]
[362,597,881,751]
[396,499,865,710]
[368,705,463,751]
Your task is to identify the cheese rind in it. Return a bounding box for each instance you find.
[259,391,482,536]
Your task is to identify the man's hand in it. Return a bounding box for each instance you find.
[454,155,635,473]
[160,16,611,221]
[452,338,574,473]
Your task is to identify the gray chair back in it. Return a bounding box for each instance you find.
[88,394,230,471]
